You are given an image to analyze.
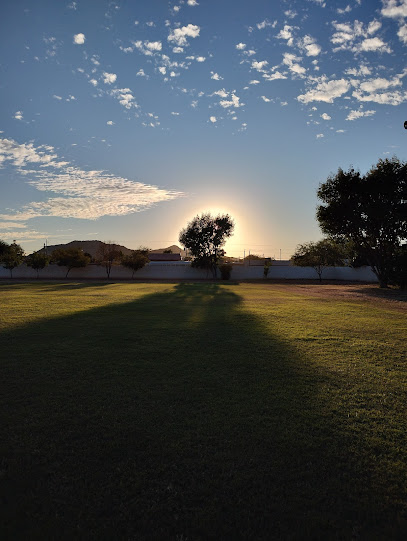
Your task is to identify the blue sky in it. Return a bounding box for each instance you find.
[1,0,407,258]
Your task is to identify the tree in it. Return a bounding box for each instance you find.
[0,241,25,278]
[121,248,150,278]
[25,252,51,279]
[317,157,407,287]
[96,242,122,279]
[52,248,90,278]
[179,213,234,278]
[291,239,346,282]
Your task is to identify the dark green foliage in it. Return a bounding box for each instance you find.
[390,244,407,288]
[25,252,51,278]
[179,213,234,278]
[291,239,346,282]
[52,248,90,278]
[317,157,407,287]
[96,242,123,279]
[219,262,233,280]
[121,248,150,278]
[0,241,25,278]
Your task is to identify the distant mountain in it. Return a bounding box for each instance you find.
[39,240,133,259]
[150,244,185,256]
[39,240,185,258]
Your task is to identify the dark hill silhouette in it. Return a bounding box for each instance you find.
[39,241,185,258]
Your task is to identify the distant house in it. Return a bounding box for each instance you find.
[148,253,181,262]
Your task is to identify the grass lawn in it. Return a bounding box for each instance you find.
[1,281,406,540]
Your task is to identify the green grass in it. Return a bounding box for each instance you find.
[1,282,406,540]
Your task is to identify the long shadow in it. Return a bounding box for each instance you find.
[1,283,405,540]
[353,285,407,303]
[0,281,116,292]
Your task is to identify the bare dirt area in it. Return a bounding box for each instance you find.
[265,281,407,310]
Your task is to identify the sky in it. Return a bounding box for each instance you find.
[1,0,407,259]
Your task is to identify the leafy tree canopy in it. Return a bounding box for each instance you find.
[291,239,346,282]
[0,241,25,278]
[121,248,150,278]
[52,248,90,278]
[179,213,234,278]
[26,252,51,278]
[317,157,407,287]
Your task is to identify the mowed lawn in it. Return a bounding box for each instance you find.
[1,281,406,540]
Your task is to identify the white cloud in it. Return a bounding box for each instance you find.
[136,68,147,77]
[89,79,98,86]
[298,35,321,56]
[212,89,229,98]
[344,65,372,76]
[252,60,268,72]
[297,77,350,103]
[211,72,223,80]
[171,112,180,115]
[249,80,260,84]
[53,95,63,100]
[321,113,331,120]
[358,76,402,93]
[107,120,114,125]
[146,21,155,27]
[331,19,391,53]
[187,0,199,5]
[196,56,206,62]
[158,67,166,75]
[209,116,217,123]
[337,5,352,14]
[133,40,162,56]
[352,89,407,105]
[173,46,184,53]
[0,221,28,229]
[261,96,272,102]
[168,24,200,47]
[110,88,138,109]
[14,111,23,120]
[284,10,297,19]
[381,0,407,18]
[346,109,376,120]
[276,25,294,46]
[263,71,287,81]
[102,72,117,84]
[146,41,162,51]
[316,133,324,138]
[236,43,246,50]
[0,137,183,221]
[397,23,407,43]
[282,53,306,76]
[219,93,243,108]
[257,19,277,30]
[73,33,85,45]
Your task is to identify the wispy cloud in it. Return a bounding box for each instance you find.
[346,109,376,120]
[0,137,183,222]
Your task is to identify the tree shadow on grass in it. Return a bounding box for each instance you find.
[352,285,407,303]
[1,283,406,540]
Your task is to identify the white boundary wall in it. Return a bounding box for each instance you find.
[0,262,378,282]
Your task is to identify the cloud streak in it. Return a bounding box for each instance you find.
[0,137,184,222]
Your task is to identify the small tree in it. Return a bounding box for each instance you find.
[0,241,25,278]
[96,242,122,280]
[52,248,90,278]
[291,239,346,282]
[179,213,234,278]
[25,252,51,279]
[121,248,150,278]
[219,262,233,280]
